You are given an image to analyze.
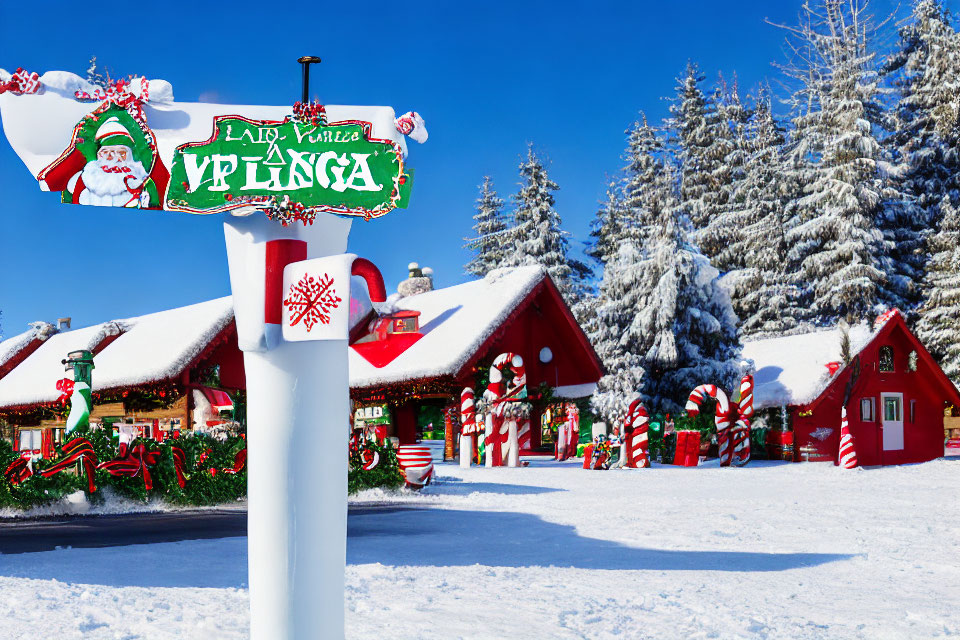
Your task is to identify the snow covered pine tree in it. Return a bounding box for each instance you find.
[464,176,509,277]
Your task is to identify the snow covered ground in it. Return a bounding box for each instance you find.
[1,458,959,639]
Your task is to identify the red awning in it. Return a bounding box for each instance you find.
[201,387,234,412]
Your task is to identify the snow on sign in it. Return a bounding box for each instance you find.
[166,112,413,221]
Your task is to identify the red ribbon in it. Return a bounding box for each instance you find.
[40,437,99,493]
[170,446,187,489]
[222,449,247,475]
[56,378,75,406]
[4,457,32,485]
[98,442,161,490]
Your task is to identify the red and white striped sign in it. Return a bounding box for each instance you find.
[838,406,859,469]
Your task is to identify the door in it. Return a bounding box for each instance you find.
[881,392,904,453]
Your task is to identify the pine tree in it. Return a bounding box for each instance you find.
[621,113,667,250]
[916,196,960,381]
[504,146,586,305]
[775,0,893,325]
[883,0,960,310]
[699,75,752,269]
[631,167,741,412]
[671,62,722,232]
[464,176,509,277]
[724,85,806,337]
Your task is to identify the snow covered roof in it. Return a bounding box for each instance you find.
[349,267,547,389]
[0,298,233,409]
[741,324,875,409]
[0,322,56,373]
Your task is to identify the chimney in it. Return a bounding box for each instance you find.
[397,262,434,298]
[57,317,71,330]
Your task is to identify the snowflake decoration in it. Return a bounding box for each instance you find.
[810,427,834,442]
[283,272,342,331]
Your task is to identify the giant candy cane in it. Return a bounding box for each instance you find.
[623,397,650,468]
[483,353,526,467]
[460,387,477,468]
[838,406,859,469]
[686,384,733,466]
[730,374,754,467]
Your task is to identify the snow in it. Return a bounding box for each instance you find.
[553,383,597,399]
[0,322,54,370]
[0,298,233,408]
[349,266,546,389]
[2,459,960,639]
[741,323,875,409]
[0,75,408,184]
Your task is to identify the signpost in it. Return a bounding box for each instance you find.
[0,59,426,640]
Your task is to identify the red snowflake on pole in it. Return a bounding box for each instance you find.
[283,272,342,331]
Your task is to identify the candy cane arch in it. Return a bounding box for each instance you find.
[623,397,650,468]
[686,384,733,466]
[460,387,478,468]
[482,353,526,467]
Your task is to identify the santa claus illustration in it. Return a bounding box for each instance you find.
[37,105,169,209]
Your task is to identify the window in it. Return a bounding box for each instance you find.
[860,398,875,422]
[884,396,902,422]
[18,429,41,451]
[910,399,916,424]
[879,346,894,372]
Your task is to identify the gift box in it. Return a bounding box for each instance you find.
[673,431,700,467]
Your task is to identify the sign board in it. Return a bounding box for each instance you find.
[354,404,391,426]
[166,116,413,220]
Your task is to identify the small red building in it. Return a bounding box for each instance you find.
[743,310,960,466]
[348,265,604,449]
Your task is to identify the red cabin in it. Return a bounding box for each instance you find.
[743,310,960,466]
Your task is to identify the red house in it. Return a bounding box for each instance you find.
[743,310,960,466]
[348,265,604,450]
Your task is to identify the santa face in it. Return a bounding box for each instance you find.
[78,144,150,207]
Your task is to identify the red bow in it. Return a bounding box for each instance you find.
[56,378,75,406]
[222,449,247,475]
[98,442,161,490]
[4,456,32,485]
[40,437,99,493]
[170,446,187,488]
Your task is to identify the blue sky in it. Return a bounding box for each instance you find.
[0,0,909,335]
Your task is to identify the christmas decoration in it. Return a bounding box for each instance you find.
[170,445,188,488]
[39,437,99,493]
[61,350,95,435]
[167,114,413,221]
[291,100,328,126]
[222,449,247,475]
[481,352,530,468]
[98,442,162,491]
[0,68,41,95]
[838,406,859,469]
[4,456,32,484]
[623,397,650,468]
[38,102,168,209]
[460,387,477,468]
[587,434,611,470]
[396,445,434,488]
[283,272,342,331]
[731,374,754,467]
[686,384,733,466]
[394,111,429,143]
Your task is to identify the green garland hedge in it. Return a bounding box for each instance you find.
[0,427,247,510]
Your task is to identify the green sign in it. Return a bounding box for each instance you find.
[165,115,413,220]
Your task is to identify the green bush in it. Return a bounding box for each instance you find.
[348,439,405,494]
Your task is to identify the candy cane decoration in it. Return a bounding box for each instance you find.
[517,419,531,454]
[686,384,733,466]
[838,406,859,469]
[731,374,753,467]
[396,445,434,488]
[460,387,477,468]
[623,397,650,468]
[483,353,527,467]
